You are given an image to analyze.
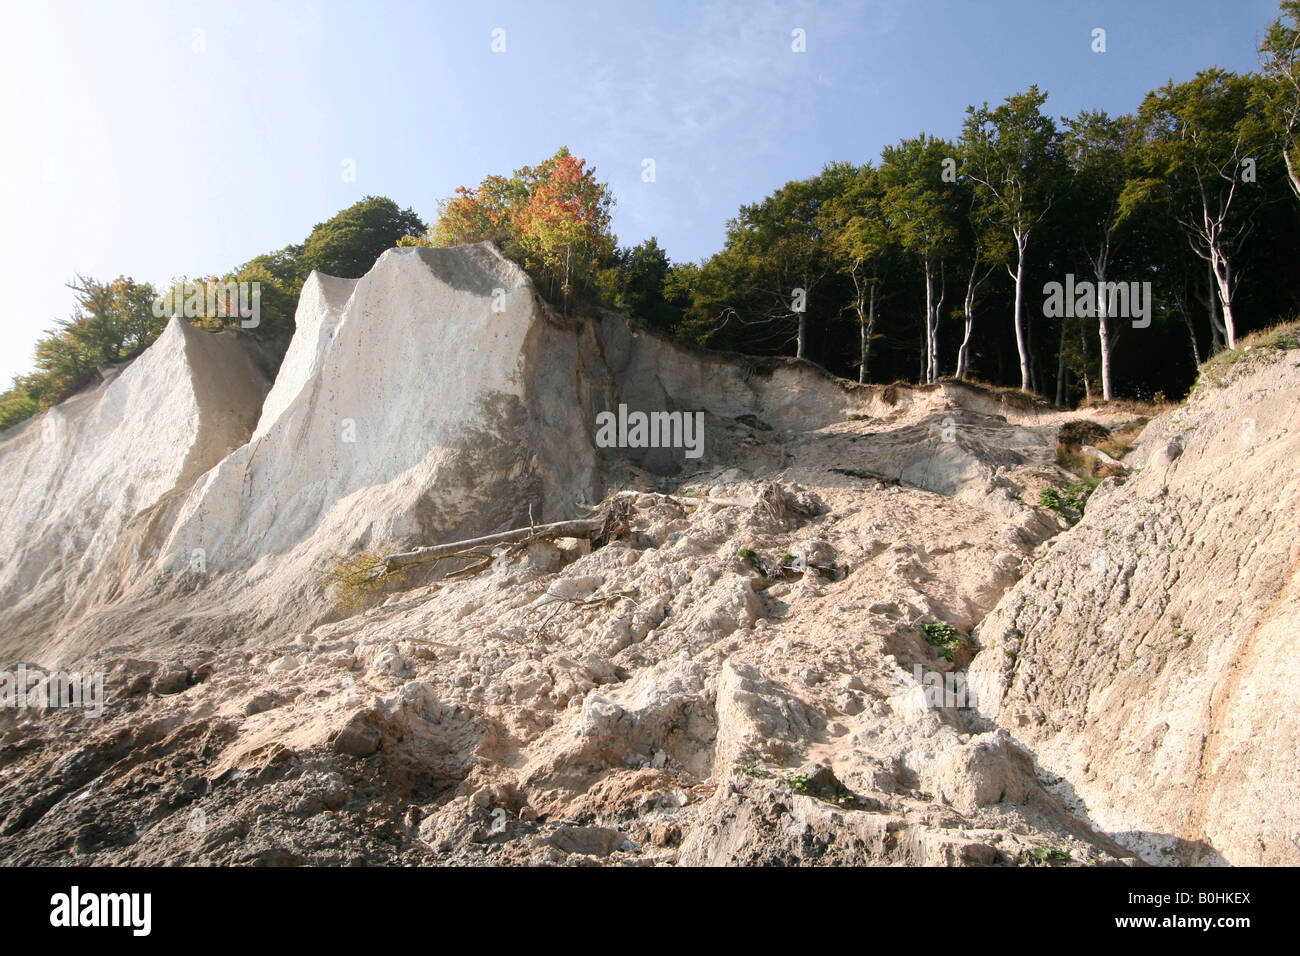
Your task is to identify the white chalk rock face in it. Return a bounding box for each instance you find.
[1,241,898,660]
[0,318,271,639]
[151,244,603,599]
[251,271,357,442]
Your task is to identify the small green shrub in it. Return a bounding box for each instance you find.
[1040,483,1095,520]
[1030,846,1072,863]
[921,621,968,661]
[780,770,809,793]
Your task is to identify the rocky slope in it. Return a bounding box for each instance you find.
[970,346,1300,866]
[0,243,1292,866]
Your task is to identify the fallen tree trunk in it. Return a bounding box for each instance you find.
[383,517,605,572]
[382,484,796,574]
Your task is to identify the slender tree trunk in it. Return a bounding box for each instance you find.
[1209,247,1237,349]
[564,246,572,317]
[858,280,877,383]
[931,261,945,383]
[923,258,935,384]
[1078,322,1093,401]
[1055,322,1068,407]
[1098,267,1113,401]
[956,261,979,380]
[1207,261,1225,354]
[796,313,806,359]
[919,323,925,383]
[1183,306,1203,367]
[1012,232,1030,391]
[1285,139,1300,203]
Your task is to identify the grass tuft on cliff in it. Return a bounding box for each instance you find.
[1197,319,1300,390]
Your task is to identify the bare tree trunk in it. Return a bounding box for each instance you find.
[931,261,945,383]
[1286,145,1300,202]
[1183,306,1203,367]
[1207,261,1225,354]
[956,265,976,380]
[1078,322,1093,401]
[1012,232,1031,391]
[1209,246,1237,349]
[858,281,877,383]
[1055,321,1068,407]
[1098,285,1114,402]
[924,258,936,384]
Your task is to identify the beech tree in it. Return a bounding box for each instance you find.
[879,136,960,384]
[302,196,425,278]
[722,168,849,358]
[819,163,894,381]
[1132,70,1269,349]
[953,179,1000,382]
[511,151,615,312]
[1062,110,1140,399]
[961,86,1064,391]
[1261,0,1300,200]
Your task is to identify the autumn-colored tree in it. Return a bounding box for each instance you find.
[512,152,613,311]
[418,148,615,314]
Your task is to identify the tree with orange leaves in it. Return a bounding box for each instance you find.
[414,148,615,315]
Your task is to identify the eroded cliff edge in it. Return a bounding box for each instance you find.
[0,242,1292,866]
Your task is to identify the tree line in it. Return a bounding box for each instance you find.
[0,197,425,430]
[421,4,1300,406]
[645,4,1300,404]
[4,2,1298,432]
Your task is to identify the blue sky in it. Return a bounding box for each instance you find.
[0,0,1283,385]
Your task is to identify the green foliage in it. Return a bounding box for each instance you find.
[0,275,164,431]
[597,237,681,331]
[0,389,37,431]
[1040,484,1095,519]
[921,621,968,661]
[779,770,809,793]
[679,163,854,357]
[1196,318,1300,387]
[302,196,425,278]
[325,550,392,614]
[1030,846,1072,863]
[2,196,425,435]
[1260,1,1300,200]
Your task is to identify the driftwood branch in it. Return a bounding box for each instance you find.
[383,517,605,572]
[379,482,808,578]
